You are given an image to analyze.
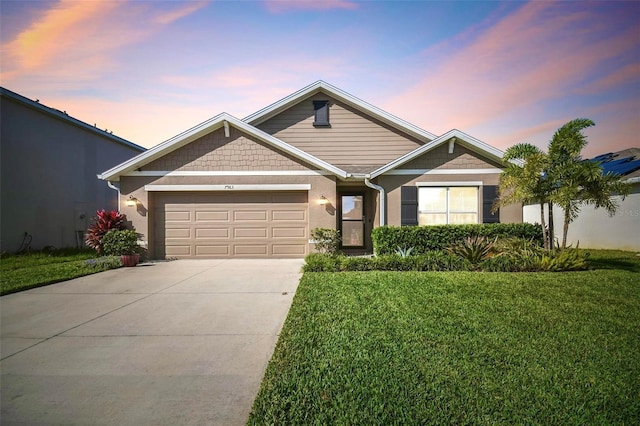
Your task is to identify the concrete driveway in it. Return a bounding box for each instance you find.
[1,259,303,425]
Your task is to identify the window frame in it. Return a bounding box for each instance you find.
[416,182,481,225]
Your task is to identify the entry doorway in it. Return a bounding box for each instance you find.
[339,193,365,248]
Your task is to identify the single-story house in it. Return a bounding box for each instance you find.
[523,148,640,251]
[0,87,146,252]
[99,81,521,258]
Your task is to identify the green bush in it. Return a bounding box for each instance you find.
[101,230,141,256]
[446,236,497,265]
[303,253,342,272]
[310,228,341,254]
[372,223,543,255]
[538,249,589,272]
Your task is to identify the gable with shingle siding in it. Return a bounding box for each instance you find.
[256,93,424,168]
[141,126,312,172]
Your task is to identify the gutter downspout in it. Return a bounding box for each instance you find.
[106,180,121,211]
[364,177,385,227]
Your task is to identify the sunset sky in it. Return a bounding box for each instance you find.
[1,0,638,157]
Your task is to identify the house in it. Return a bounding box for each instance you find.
[99,81,521,258]
[0,87,145,252]
[523,148,640,251]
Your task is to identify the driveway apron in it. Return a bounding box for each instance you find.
[1,259,303,425]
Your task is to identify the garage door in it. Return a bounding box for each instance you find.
[154,192,308,258]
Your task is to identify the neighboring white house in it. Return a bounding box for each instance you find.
[523,148,640,251]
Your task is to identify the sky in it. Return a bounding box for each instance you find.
[1,0,638,157]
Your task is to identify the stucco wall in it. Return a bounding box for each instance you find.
[119,174,337,258]
[0,94,143,252]
[523,185,640,251]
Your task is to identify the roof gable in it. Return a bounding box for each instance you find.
[99,113,347,181]
[243,81,438,143]
[370,129,508,178]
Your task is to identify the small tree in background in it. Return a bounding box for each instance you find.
[496,118,632,250]
[494,143,552,249]
[85,210,128,254]
[548,118,631,248]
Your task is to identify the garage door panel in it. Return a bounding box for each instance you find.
[166,228,191,239]
[272,227,306,238]
[234,245,268,255]
[196,245,229,256]
[166,211,191,221]
[166,245,191,256]
[195,211,229,222]
[234,227,268,238]
[272,210,306,221]
[156,191,308,258]
[272,244,306,255]
[195,228,229,239]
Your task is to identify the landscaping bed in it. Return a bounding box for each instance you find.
[249,250,640,425]
[0,249,122,295]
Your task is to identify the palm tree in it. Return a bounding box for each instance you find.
[494,143,552,249]
[548,118,631,248]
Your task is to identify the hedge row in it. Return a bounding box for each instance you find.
[303,253,472,272]
[303,249,589,273]
[372,223,543,255]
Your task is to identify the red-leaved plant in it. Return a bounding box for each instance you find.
[85,210,129,254]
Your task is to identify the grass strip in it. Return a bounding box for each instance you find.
[249,261,640,424]
[1,254,121,295]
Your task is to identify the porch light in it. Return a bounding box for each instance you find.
[126,196,138,207]
[319,195,329,205]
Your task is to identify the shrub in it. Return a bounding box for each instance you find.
[413,251,473,271]
[101,230,140,256]
[85,210,128,254]
[310,228,341,254]
[446,236,497,264]
[538,249,589,272]
[372,223,543,255]
[303,253,342,272]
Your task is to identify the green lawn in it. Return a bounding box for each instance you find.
[0,249,122,295]
[248,250,640,425]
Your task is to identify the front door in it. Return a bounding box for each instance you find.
[340,193,365,248]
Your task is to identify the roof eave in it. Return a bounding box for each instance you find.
[99,113,348,181]
[370,129,509,178]
[0,86,145,153]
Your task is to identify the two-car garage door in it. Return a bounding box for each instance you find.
[154,192,308,258]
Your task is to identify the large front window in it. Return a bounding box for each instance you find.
[418,186,478,225]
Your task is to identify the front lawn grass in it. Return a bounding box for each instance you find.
[1,249,121,295]
[249,250,640,425]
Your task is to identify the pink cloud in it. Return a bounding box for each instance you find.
[383,2,639,139]
[578,63,640,94]
[264,0,358,13]
[154,1,210,25]
[0,0,206,87]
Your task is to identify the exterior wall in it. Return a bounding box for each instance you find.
[523,185,640,250]
[399,143,503,170]
[257,93,424,169]
[0,93,143,252]
[378,143,520,226]
[142,127,309,172]
[119,174,337,259]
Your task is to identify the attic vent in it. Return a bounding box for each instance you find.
[313,100,330,127]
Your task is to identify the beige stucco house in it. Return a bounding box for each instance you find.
[99,81,521,258]
[1,87,145,252]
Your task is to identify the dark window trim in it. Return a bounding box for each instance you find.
[313,100,330,127]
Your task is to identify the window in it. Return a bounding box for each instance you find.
[418,186,478,225]
[313,100,330,127]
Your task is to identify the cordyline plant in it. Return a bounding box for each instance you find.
[85,209,129,254]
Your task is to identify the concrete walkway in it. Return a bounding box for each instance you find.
[1,259,303,425]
